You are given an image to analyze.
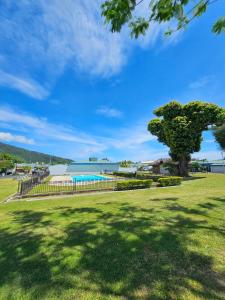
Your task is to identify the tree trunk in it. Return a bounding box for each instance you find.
[178,157,189,177]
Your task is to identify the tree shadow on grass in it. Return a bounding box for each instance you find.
[166,204,208,216]
[150,197,178,202]
[0,210,74,299]
[59,204,225,299]
[0,203,224,299]
[198,202,218,209]
[183,175,206,181]
[208,197,225,204]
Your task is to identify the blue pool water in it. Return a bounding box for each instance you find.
[71,174,110,182]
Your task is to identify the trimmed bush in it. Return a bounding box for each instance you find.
[116,179,153,191]
[113,171,136,178]
[114,171,164,182]
[158,176,182,187]
[136,173,164,182]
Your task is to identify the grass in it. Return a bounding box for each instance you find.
[0,178,18,202]
[0,173,225,299]
[27,179,117,195]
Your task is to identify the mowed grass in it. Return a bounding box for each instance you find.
[0,178,18,202]
[0,174,225,299]
[28,179,116,195]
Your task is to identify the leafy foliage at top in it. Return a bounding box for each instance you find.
[101,0,225,37]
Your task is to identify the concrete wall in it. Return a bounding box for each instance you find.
[211,165,225,174]
[119,167,137,173]
[49,164,68,175]
[66,163,120,174]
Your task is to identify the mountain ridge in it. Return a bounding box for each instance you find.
[0,142,73,164]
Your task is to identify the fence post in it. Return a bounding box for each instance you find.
[73,179,76,193]
[18,180,21,195]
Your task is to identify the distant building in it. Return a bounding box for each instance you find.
[140,160,154,171]
[16,163,49,175]
[191,159,225,173]
[210,162,225,173]
[67,159,120,174]
[49,164,68,175]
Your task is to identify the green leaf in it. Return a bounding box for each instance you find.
[194,2,207,17]
[212,17,225,34]
[130,18,149,38]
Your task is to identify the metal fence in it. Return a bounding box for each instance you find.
[18,171,50,195]
[18,176,117,197]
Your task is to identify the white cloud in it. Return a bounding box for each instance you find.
[0,70,48,99]
[96,106,123,118]
[0,105,157,160]
[189,76,213,89]
[0,106,101,147]
[0,132,34,144]
[103,122,156,149]
[0,0,179,98]
[192,151,223,161]
[1,106,221,162]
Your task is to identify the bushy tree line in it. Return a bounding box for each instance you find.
[148,101,225,176]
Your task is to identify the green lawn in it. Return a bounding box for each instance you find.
[0,173,225,299]
[0,178,18,202]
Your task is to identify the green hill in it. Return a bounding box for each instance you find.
[0,142,72,164]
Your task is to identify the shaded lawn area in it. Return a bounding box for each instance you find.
[0,178,18,202]
[0,173,225,299]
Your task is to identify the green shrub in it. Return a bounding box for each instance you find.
[113,171,167,182]
[158,176,182,187]
[136,173,164,182]
[113,171,136,178]
[116,179,153,190]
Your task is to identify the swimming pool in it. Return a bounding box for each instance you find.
[71,174,110,182]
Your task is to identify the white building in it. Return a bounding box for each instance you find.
[210,163,225,173]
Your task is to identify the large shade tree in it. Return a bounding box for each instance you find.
[148,101,225,176]
[213,124,225,151]
[101,0,225,37]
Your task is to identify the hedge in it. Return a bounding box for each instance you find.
[116,179,153,190]
[136,173,165,182]
[158,176,182,187]
[114,172,164,182]
[113,171,136,178]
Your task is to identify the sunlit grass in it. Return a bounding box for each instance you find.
[0,178,18,202]
[0,173,224,299]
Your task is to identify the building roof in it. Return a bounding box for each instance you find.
[150,158,173,166]
[141,160,154,164]
[70,160,119,165]
[192,159,225,166]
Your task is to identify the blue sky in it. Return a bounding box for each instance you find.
[0,0,225,162]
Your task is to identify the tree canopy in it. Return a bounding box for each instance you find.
[213,124,225,151]
[148,101,225,176]
[120,160,133,167]
[0,153,18,172]
[0,153,24,163]
[101,0,225,38]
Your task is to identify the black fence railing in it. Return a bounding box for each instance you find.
[18,171,50,195]
[18,176,117,197]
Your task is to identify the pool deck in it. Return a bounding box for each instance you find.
[50,175,72,183]
[49,174,115,186]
